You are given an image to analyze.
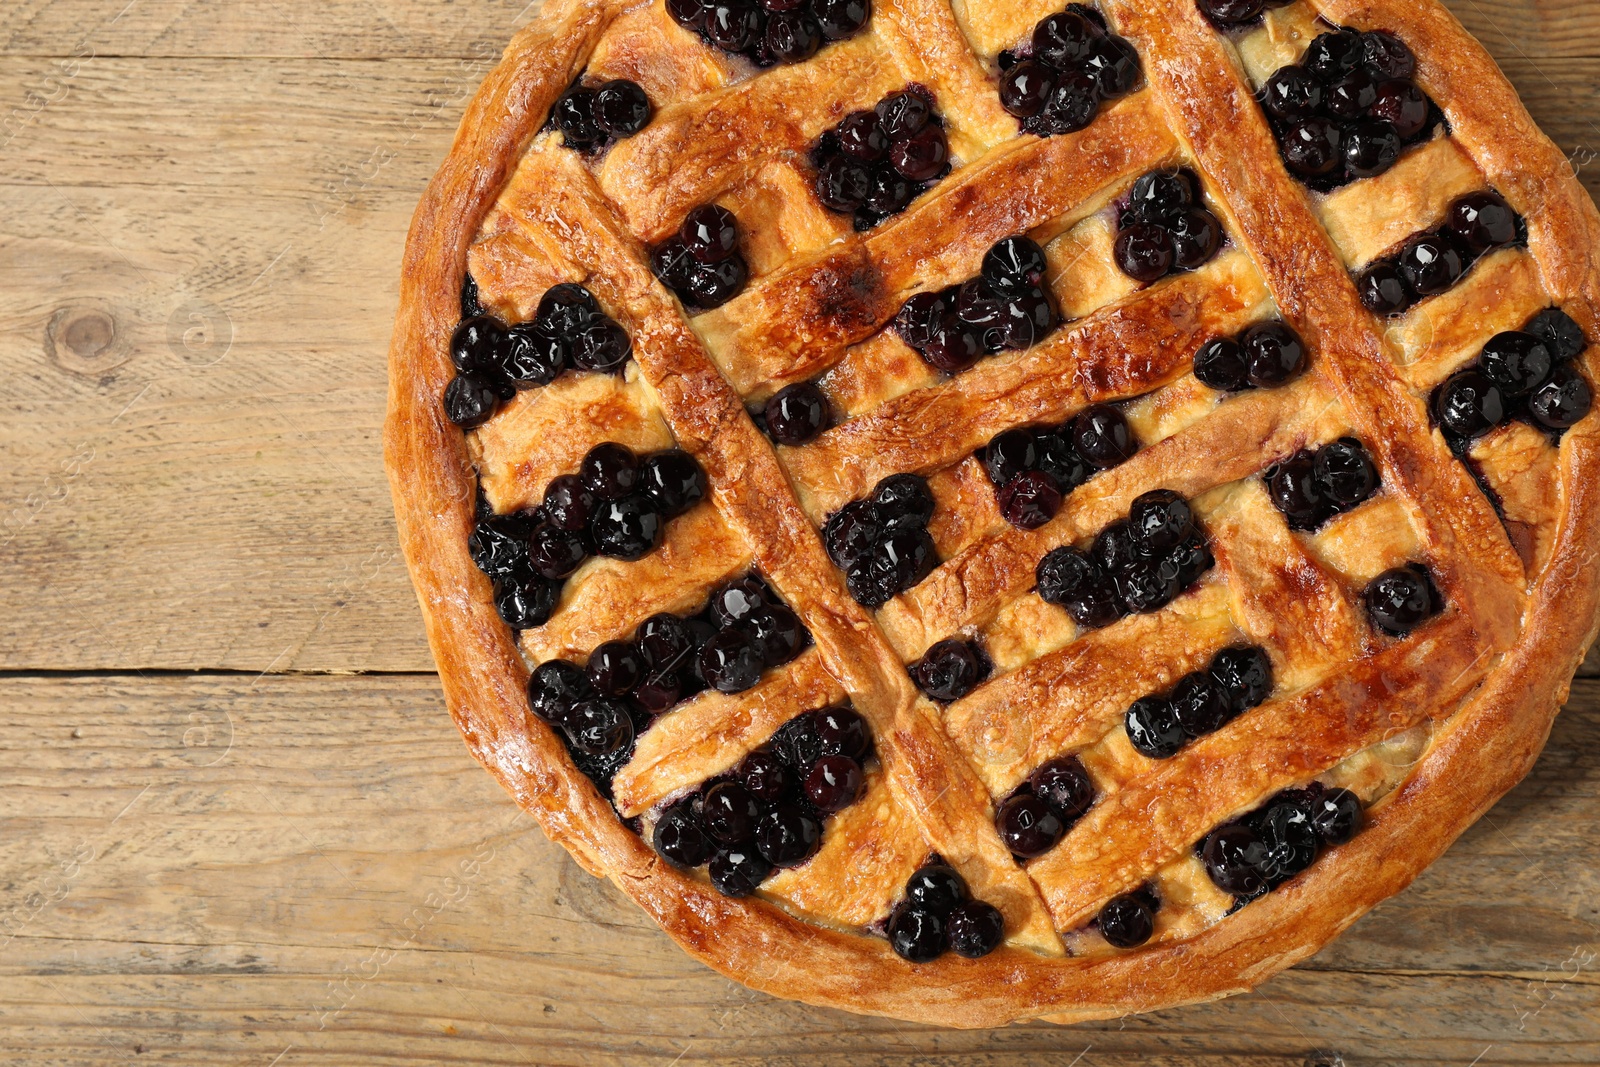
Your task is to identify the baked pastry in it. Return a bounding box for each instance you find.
[384,0,1600,1027]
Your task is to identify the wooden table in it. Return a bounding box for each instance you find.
[1,1,1598,1062]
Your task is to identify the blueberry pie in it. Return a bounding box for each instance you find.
[386,0,1600,1028]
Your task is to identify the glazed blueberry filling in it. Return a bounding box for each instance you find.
[996,5,1141,136]
[651,204,751,312]
[667,0,871,66]
[527,574,812,795]
[1192,319,1307,393]
[1265,436,1379,531]
[1095,883,1160,948]
[549,77,654,153]
[469,443,709,630]
[1357,191,1523,316]
[996,755,1096,859]
[1198,782,1364,905]
[757,381,833,446]
[811,88,951,230]
[1194,0,1294,27]
[909,637,990,703]
[892,235,1061,374]
[443,281,633,429]
[1363,563,1442,636]
[650,704,874,892]
[823,473,939,608]
[887,858,1005,962]
[1113,168,1225,283]
[1256,27,1441,191]
[1035,488,1215,628]
[1432,308,1592,450]
[981,404,1138,531]
[1123,646,1274,759]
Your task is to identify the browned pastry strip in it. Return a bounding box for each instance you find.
[943,581,1240,797]
[878,376,1345,660]
[763,764,931,927]
[1206,481,1371,690]
[598,34,903,240]
[695,96,1179,395]
[498,132,1066,955]
[1385,249,1547,390]
[585,2,732,105]
[872,0,1017,156]
[521,502,752,662]
[1106,0,1526,653]
[1470,423,1561,577]
[1029,612,1487,930]
[612,647,847,816]
[782,249,1270,518]
[1315,135,1483,269]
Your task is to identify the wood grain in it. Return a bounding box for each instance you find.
[0,673,1595,1064]
[0,0,1596,1060]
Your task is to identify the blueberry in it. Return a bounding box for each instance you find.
[995,793,1066,858]
[1525,308,1587,362]
[504,323,567,385]
[746,604,805,667]
[528,523,587,579]
[684,253,749,309]
[770,710,826,773]
[1036,547,1102,606]
[1364,565,1440,635]
[1357,261,1411,315]
[1169,209,1223,271]
[527,659,591,725]
[1343,120,1403,180]
[1098,893,1155,948]
[580,442,640,500]
[738,749,790,802]
[1092,518,1147,575]
[983,428,1040,486]
[587,640,643,696]
[1129,489,1192,549]
[1197,0,1265,26]
[873,473,936,531]
[469,513,534,580]
[1325,67,1377,121]
[1194,337,1251,392]
[1169,529,1214,589]
[912,638,985,702]
[1528,365,1593,430]
[650,239,695,291]
[635,614,694,671]
[653,802,711,869]
[589,497,664,560]
[639,449,706,517]
[1397,233,1466,297]
[945,899,1004,958]
[1126,170,1197,225]
[1478,331,1552,397]
[999,60,1055,119]
[1241,320,1306,387]
[541,474,596,533]
[1171,672,1231,738]
[443,374,502,428]
[1268,450,1331,530]
[1035,430,1089,491]
[1368,78,1431,141]
[493,577,557,629]
[1254,797,1320,883]
[875,89,931,141]
[450,315,510,376]
[887,903,945,963]
[805,754,864,811]
[569,319,632,374]
[1363,31,1416,80]
[998,470,1063,530]
[566,697,635,756]
[893,290,953,352]
[889,125,949,183]
[916,312,984,373]
[815,706,871,760]
[704,2,762,51]
[1434,369,1506,439]
[537,283,600,336]
[1031,10,1101,69]
[905,863,967,916]
[552,87,604,151]
[1084,36,1140,99]
[709,845,772,897]
[823,499,883,568]
[1260,66,1323,122]
[594,79,652,137]
[1034,72,1100,136]
[765,9,821,62]
[681,204,740,263]
[1114,222,1175,283]
[812,0,870,41]
[983,236,1049,291]
[863,163,916,217]
[1209,645,1273,712]
[697,628,765,693]
[1072,405,1138,468]
[1029,756,1095,822]
[1280,118,1344,179]
[1448,191,1518,256]
[1313,437,1378,510]
[754,804,822,867]
[1303,29,1364,82]
[1311,787,1364,844]
[708,576,768,628]
[836,109,888,160]
[1201,822,1268,895]
[1125,695,1185,759]
[698,781,761,844]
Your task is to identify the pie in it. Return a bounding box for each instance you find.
[384,0,1600,1028]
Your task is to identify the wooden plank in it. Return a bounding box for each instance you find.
[0,0,1594,59]
[0,671,1595,1062]
[0,50,1597,672]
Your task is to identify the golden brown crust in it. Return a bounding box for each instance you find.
[386,0,1600,1028]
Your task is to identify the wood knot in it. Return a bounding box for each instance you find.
[47,303,128,376]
